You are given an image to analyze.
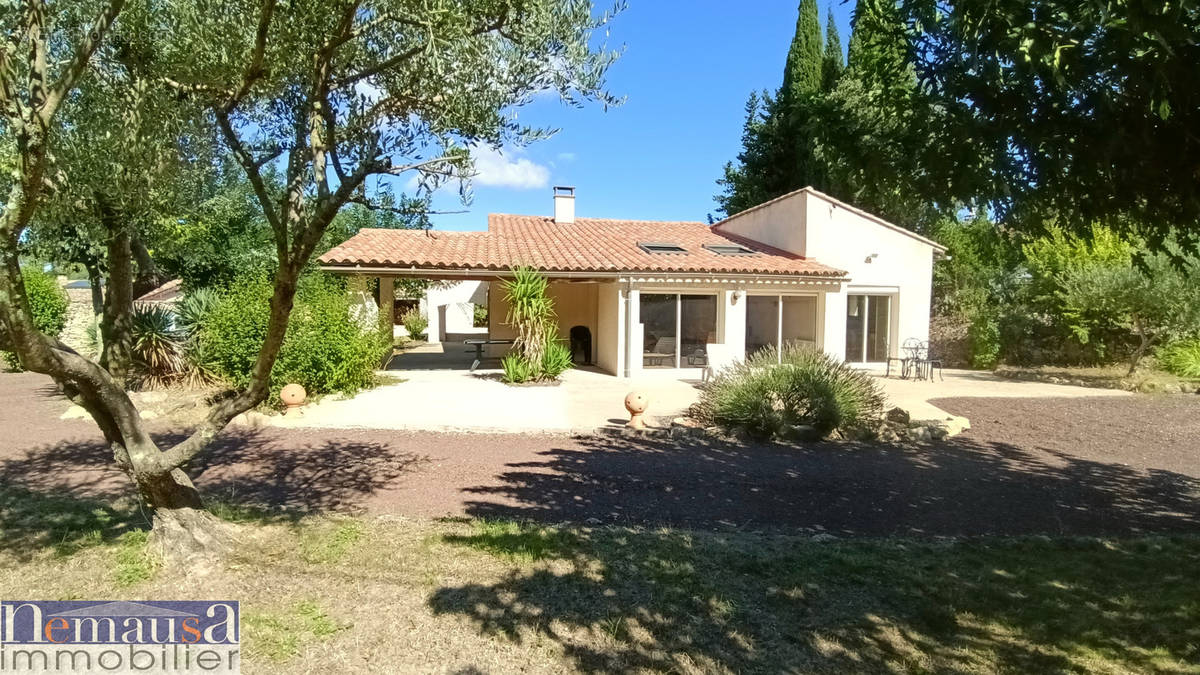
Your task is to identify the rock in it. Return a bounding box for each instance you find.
[877,425,902,443]
[139,410,159,420]
[672,416,701,428]
[230,411,269,429]
[137,391,168,404]
[783,424,822,442]
[60,405,90,420]
[885,407,911,424]
[907,426,932,442]
[811,533,838,543]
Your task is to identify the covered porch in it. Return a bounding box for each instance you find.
[352,269,857,378]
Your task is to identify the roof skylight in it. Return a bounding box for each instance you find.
[703,243,757,256]
[638,242,687,254]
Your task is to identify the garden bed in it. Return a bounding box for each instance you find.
[995,364,1200,394]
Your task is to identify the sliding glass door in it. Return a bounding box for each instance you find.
[745,294,819,360]
[641,293,717,368]
[845,294,891,363]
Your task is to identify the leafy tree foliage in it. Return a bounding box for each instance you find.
[1058,251,1200,374]
[899,0,1200,248]
[0,0,621,558]
[716,0,980,231]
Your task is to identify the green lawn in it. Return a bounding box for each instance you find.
[3,489,1198,673]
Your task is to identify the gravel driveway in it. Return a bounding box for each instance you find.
[2,372,1197,537]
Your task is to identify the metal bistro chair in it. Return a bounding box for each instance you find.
[908,339,944,382]
[920,339,945,382]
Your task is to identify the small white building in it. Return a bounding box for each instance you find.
[321,186,945,377]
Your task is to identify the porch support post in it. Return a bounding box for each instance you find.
[721,289,746,357]
[378,276,395,341]
[623,286,640,378]
[822,287,848,362]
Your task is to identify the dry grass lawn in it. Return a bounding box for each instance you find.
[2,490,1198,673]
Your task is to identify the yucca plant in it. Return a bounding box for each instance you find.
[175,287,220,336]
[501,353,536,384]
[502,266,555,369]
[130,304,185,390]
[541,339,574,379]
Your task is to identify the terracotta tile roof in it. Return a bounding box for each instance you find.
[319,214,846,278]
[135,279,182,304]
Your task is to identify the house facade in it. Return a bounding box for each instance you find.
[319,186,945,377]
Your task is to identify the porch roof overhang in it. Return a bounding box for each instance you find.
[318,262,849,288]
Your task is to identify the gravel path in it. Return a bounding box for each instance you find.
[2,372,1197,537]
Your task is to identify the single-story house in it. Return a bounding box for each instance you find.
[319,186,946,378]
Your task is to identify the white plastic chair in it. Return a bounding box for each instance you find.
[702,343,742,382]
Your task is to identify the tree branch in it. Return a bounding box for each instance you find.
[214,109,285,251]
[334,10,510,89]
[43,0,127,119]
[223,0,277,111]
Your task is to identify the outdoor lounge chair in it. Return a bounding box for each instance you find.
[644,336,676,366]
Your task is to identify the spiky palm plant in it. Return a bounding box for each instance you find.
[502,266,555,369]
[175,287,220,336]
[130,304,185,390]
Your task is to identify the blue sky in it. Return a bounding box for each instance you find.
[411,1,855,231]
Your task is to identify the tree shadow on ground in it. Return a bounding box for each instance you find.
[0,428,431,553]
[430,522,1200,672]
[458,432,1200,536]
[429,432,1200,671]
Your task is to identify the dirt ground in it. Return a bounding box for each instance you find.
[2,371,1198,537]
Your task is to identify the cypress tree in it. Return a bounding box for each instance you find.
[821,7,844,91]
[781,0,824,101]
[847,0,912,87]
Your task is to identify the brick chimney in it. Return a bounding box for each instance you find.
[553,186,575,224]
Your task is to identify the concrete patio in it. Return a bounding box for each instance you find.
[271,342,701,434]
[265,343,1132,434]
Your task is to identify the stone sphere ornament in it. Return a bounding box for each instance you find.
[280,383,307,415]
[624,390,649,429]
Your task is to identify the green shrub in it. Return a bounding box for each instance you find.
[202,274,386,399]
[2,268,70,371]
[400,307,428,339]
[541,339,573,379]
[968,313,1001,369]
[501,354,536,384]
[690,343,885,440]
[472,304,488,328]
[1158,339,1200,378]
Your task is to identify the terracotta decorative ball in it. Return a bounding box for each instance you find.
[624,391,649,429]
[280,383,307,414]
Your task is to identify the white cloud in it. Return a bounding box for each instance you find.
[471,146,550,190]
[556,152,577,163]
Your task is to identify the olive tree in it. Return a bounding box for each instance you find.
[0,0,621,561]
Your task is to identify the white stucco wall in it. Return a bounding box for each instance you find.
[423,281,488,343]
[717,189,940,362]
[596,282,624,376]
[803,195,935,360]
